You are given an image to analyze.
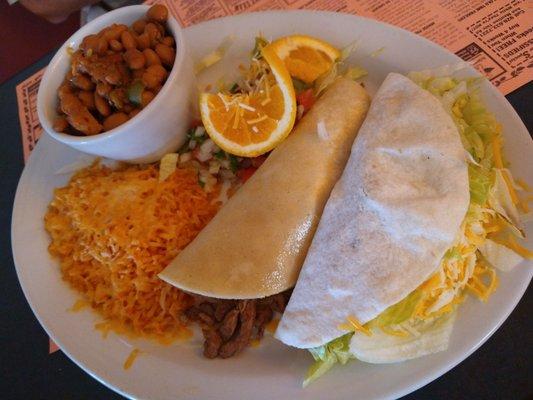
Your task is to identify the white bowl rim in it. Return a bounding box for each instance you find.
[37,4,186,145]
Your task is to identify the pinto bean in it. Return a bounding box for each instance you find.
[132,68,144,79]
[103,112,129,131]
[120,30,137,49]
[142,64,167,88]
[147,64,167,81]
[144,22,162,45]
[80,34,98,55]
[96,81,112,97]
[104,70,122,85]
[103,24,127,41]
[152,84,163,95]
[109,39,123,51]
[136,33,151,50]
[96,36,109,55]
[94,92,111,117]
[70,74,94,91]
[155,43,175,66]
[129,108,141,118]
[143,48,161,66]
[78,90,95,109]
[132,19,146,34]
[124,48,146,70]
[141,90,155,107]
[53,116,69,132]
[161,36,174,47]
[147,4,168,23]
[60,92,102,135]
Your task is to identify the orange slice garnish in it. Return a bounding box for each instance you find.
[199,46,296,157]
[267,34,341,83]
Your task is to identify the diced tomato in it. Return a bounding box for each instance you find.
[192,147,201,159]
[296,89,316,112]
[237,167,257,183]
[251,155,266,168]
[190,119,203,128]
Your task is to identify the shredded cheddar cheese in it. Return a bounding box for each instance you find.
[399,204,503,328]
[338,315,372,336]
[380,326,409,337]
[69,299,89,312]
[44,162,222,342]
[518,199,530,214]
[516,178,532,192]
[492,136,504,169]
[466,263,499,301]
[501,170,520,205]
[123,348,142,370]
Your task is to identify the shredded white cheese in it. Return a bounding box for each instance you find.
[217,93,230,111]
[238,102,256,112]
[247,115,268,124]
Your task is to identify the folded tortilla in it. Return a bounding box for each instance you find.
[276,73,469,348]
[159,77,370,299]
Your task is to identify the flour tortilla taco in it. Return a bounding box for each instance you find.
[275,72,530,385]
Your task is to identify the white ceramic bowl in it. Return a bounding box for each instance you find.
[37,5,195,163]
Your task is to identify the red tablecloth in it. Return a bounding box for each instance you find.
[0,2,79,84]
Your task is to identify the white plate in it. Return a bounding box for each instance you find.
[12,10,533,400]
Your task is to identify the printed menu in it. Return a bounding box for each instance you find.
[16,69,45,162]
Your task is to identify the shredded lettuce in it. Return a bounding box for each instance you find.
[469,163,492,205]
[314,42,366,96]
[368,289,422,328]
[251,35,269,59]
[344,66,368,81]
[305,333,354,387]
[304,290,421,385]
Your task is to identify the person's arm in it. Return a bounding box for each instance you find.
[19,0,100,23]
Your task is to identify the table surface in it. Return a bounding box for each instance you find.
[1,51,532,400]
